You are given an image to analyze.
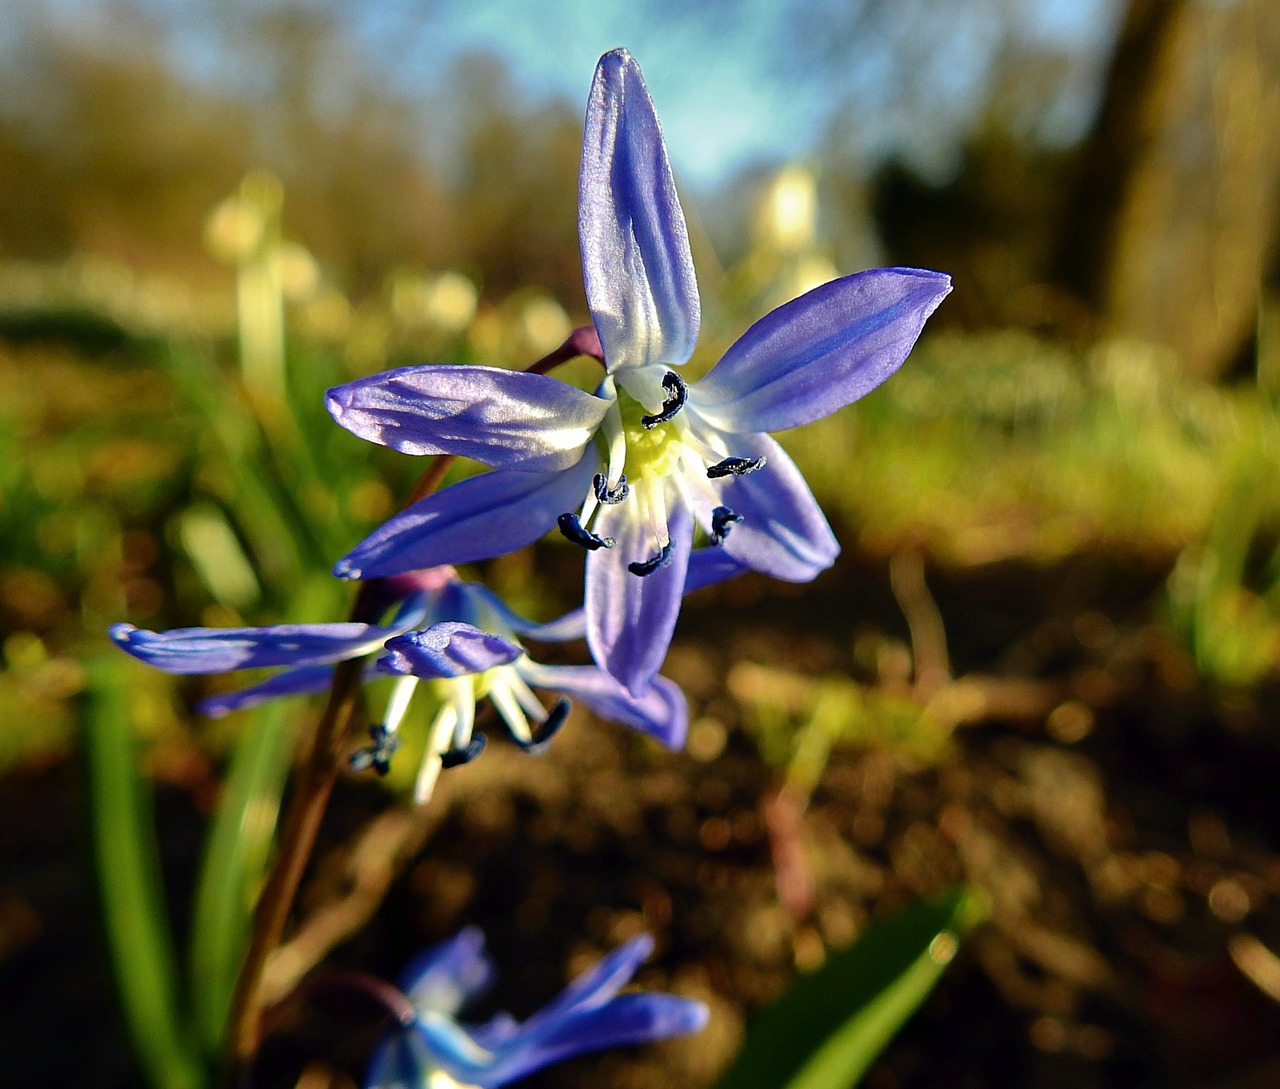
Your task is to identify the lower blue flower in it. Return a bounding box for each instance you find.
[366,928,707,1089]
[108,567,700,803]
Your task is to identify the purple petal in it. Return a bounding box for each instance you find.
[694,268,951,433]
[196,664,336,717]
[460,583,588,644]
[363,1031,419,1089]
[463,994,709,1087]
[502,607,586,644]
[580,48,699,372]
[518,662,688,748]
[408,1014,500,1082]
[521,934,653,1029]
[334,457,597,581]
[379,624,523,680]
[684,547,749,594]
[327,366,608,473]
[499,543,738,645]
[399,927,495,1015]
[109,619,402,674]
[704,434,839,581]
[467,1012,522,1050]
[586,496,693,697]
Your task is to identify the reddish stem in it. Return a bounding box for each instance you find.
[259,971,418,1041]
[527,324,604,375]
[225,323,604,1081]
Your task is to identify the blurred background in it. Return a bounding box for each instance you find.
[3,0,1280,1087]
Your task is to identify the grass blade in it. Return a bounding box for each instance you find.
[189,698,296,1053]
[84,659,205,1089]
[713,888,983,1089]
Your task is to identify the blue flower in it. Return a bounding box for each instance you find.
[108,565,698,803]
[365,928,707,1089]
[325,48,950,697]
[109,576,439,714]
[364,575,689,803]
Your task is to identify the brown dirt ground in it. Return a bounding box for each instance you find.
[5,549,1280,1089]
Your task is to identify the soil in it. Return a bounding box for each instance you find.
[4,548,1280,1089]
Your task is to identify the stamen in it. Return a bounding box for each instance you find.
[641,371,688,429]
[707,455,766,479]
[710,506,743,545]
[348,724,400,776]
[600,386,628,487]
[489,678,534,744]
[508,671,549,722]
[415,703,459,805]
[557,512,615,550]
[629,539,675,576]
[522,698,571,753]
[440,734,487,768]
[593,472,630,504]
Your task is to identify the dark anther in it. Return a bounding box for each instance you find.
[640,371,688,429]
[710,506,743,545]
[557,512,615,550]
[593,472,630,504]
[628,539,675,576]
[706,455,766,479]
[440,734,487,768]
[349,724,400,776]
[523,698,571,754]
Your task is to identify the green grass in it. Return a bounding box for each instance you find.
[5,301,1280,769]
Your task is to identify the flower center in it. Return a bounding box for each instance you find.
[617,386,688,481]
[556,370,762,567]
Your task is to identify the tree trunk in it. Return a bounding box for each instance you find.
[1056,0,1280,380]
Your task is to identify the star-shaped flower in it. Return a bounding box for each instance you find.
[108,565,698,802]
[325,48,950,697]
[365,928,706,1089]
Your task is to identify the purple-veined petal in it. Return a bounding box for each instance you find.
[327,366,608,473]
[363,1031,420,1089]
[684,547,749,594]
[703,433,839,581]
[586,495,693,697]
[110,619,404,674]
[196,664,335,718]
[379,624,522,680]
[467,1012,522,1050]
[500,607,586,644]
[399,927,495,1015]
[466,550,741,649]
[694,267,951,433]
[459,994,709,1088]
[334,456,597,581]
[580,48,699,373]
[521,934,653,1028]
[461,583,588,644]
[408,1013,499,1083]
[518,662,687,748]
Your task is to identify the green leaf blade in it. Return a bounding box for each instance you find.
[189,698,296,1054]
[83,659,207,1089]
[714,888,983,1089]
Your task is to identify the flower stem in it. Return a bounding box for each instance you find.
[258,971,417,1042]
[527,324,604,374]
[225,647,367,1078]
[402,453,456,509]
[224,324,606,1081]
